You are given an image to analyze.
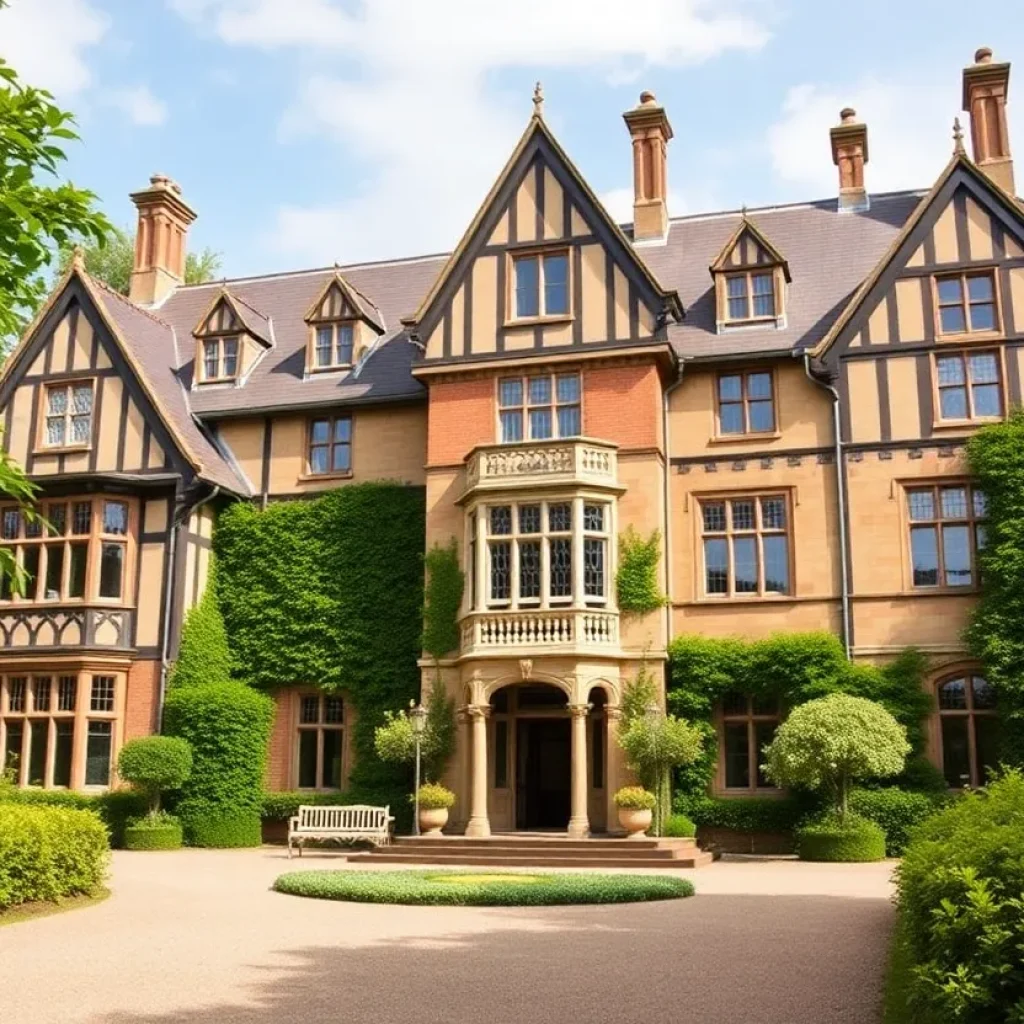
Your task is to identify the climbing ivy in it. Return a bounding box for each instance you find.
[422,539,464,658]
[167,568,232,689]
[214,483,426,809]
[615,527,666,615]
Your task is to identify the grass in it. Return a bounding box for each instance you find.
[273,870,695,906]
[0,888,110,928]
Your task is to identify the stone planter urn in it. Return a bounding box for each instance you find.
[419,806,449,836]
[618,807,652,838]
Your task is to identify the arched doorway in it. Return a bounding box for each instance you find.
[490,683,571,830]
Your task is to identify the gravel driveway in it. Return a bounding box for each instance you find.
[0,849,895,1024]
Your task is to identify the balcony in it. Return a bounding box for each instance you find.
[460,607,619,658]
[462,438,620,499]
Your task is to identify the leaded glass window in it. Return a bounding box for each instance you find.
[44,382,94,448]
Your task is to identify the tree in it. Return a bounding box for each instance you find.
[764,693,910,820]
[0,444,36,593]
[0,41,111,344]
[55,226,222,295]
[117,736,192,818]
[374,674,457,783]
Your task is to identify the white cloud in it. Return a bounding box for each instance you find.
[0,0,108,95]
[169,0,772,264]
[106,85,169,126]
[767,68,1024,199]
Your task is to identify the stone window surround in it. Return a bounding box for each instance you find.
[0,495,136,607]
[0,668,124,790]
[902,480,986,592]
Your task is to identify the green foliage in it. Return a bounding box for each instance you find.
[374,711,416,764]
[967,412,1024,762]
[662,813,696,838]
[616,527,666,614]
[0,442,36,591]
[620,661,659,729]
[613,786,657,810]
[215,484,425,811]
[0,52,111,344]
[56,225,221,295]
[422,539,463,658]
[892,771,1024,1022]
[163,681,274,848]
[0,804,109,910]
[675,794,813,833]
[765,694,910,818]
[261,790,352,822]
[373,674,457,784]
[273,870,694,907]
[116,736,192,817]
[848,787,942,857]
[0,786,145,848]
[124,815,183,851]
[415,783,455,810]
[796,812,887,862]
[167,574,233,690]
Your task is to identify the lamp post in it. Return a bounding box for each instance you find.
[645,700,662,836]
[409,702,428,836]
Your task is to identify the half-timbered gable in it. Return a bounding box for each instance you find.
[192,289,273,386]
[409,112,681,367]
[708,217,791,332]
[302,273,384,375]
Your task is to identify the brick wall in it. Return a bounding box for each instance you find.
[583,362,661,451]
[123,659,161,741]
[427,376,494,466]
[266,689,295,790]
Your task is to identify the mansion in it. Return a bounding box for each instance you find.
[0,48,1018,836]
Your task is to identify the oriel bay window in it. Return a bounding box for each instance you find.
[907,484,986,588]
[498,373,581,443]
[720,692,780,792]
[0,498,131,603]
[700,494,791,598]
[1,673,118,789]
[477,498,610,609]
[296,693,345,790]
[937,674,998,788]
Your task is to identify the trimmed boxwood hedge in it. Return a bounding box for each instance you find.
[273,870,695,907]
[848,788,941,857]
[663,813,697,838]
[796,814,887,862]
[0,804,109,911]
[163,681,275,848]
[261,790,353,822]
[0,787,145,848]
[124,820,183,851]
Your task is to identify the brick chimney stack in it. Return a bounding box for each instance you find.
[830,107,869,213]
[128,173,197,306]
[623,91,673,242]
[962,47,1015,195]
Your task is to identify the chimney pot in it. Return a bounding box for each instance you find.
[639,90,657,106]
[963,48,1015,194]
[975,47,993,64]
[840,107,857,124]
[128,172,197,306]
[622,91,673,242]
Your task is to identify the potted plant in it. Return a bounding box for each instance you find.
[117,736,193,850]
[414,782,455,835]
[614,786,657,838]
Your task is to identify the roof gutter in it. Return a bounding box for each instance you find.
[800,352,852,660]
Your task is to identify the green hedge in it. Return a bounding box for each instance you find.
[274,870,695,907]
[848,788,941,857]
[216,484,425,819]
[0,804,109,910]
[663,813,696,838]
[167,571,232,690]
[796,814,886,862]
[889,771,1024,1021]
[261,790,353,822]
[0,787,145,848]
[163,681,274,847]
[675,794,814,833]
[667,634,931,802]
[124,819,183,851]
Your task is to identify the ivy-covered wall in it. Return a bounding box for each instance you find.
[214,484,426,806]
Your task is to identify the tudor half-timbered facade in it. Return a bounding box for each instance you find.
[1,48,1020,828]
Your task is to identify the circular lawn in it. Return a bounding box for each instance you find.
[273,869,695,907]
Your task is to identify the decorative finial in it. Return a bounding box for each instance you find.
[71,245,85,270]
[953,116,966,155]
[532,81,544,117]
[741,203,748,217]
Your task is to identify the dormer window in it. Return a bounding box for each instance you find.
[726,272,776,322]
[511,250,570,320]
[201,335,239,382]
[314,323,355,369]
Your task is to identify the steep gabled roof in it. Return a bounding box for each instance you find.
[709,215,792,282]
[193,287,273,347]
[304,270,385,334]
[408,111,683,338]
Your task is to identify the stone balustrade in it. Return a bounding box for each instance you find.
[460,607,619,656]
[463,438,619,496]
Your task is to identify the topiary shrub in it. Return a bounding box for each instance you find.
[613,786,657,810]
[764,693,910,820]
[663,813,696,838]
[796,813,886,862]
[848,787,941,857]
[124,812,183,851]
[163,681,274,848]
[117,736,192,818]
[891,771,1024,1020]
[0,804,109,910]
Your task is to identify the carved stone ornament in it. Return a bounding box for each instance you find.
[519,658,533,681]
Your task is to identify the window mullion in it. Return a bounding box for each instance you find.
[511,518,521,609]
[540,502,550,610]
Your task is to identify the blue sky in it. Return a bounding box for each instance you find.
[3,0,1024,278]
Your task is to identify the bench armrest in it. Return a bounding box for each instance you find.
[288,815,300,831]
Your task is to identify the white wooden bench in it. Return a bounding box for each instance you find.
[287,804,393,857]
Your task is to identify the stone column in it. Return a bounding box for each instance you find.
[567,703,590,838]
[605,706,623,834]
[465,705,491,837]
